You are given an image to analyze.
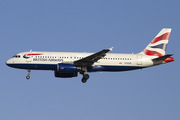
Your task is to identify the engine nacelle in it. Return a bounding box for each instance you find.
[57,63,77,72]
[55,63,78,78]
[54,70,78,78]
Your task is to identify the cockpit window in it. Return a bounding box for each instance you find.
[12,55,21,58]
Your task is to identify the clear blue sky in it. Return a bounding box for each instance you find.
[1,0,179,120]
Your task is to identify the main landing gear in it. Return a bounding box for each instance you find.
[26,70,31,80]
[80,67,90,83]
[81,74,90,83]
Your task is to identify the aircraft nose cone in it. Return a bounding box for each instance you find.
[6,59,12,67]
[6,60,9,66]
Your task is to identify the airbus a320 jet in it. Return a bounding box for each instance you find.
[6,28,174,83]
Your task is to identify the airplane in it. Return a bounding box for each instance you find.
[6,28,174,83]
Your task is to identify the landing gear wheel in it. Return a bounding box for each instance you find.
[81,74,90,83]
[81,78,87,83]
[26,70,31,80]
[26,76,30,79]
[84,74,89,80]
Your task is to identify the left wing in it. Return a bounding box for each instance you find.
[74,47,113,66]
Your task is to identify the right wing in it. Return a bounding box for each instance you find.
[73,47,113,67]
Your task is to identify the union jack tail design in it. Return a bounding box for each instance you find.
[140,28,172,57]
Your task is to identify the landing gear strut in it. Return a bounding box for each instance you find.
[26,70,31,80]
[80,67,90,83]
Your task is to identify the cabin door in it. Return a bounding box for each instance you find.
[137,55,142,65]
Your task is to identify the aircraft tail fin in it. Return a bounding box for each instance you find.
[139,28,172,57]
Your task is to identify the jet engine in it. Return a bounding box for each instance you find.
[54,63,78,78]
[54,70,78,78]
[57,63,77,72]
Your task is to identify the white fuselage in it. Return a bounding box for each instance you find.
[6,51,155,72]
[5,28,174,82]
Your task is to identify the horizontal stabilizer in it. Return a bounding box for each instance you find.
[152,54,173,65]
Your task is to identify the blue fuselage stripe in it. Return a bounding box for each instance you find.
[7,63,144,72]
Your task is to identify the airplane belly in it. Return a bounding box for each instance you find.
[7,63,57,70]
[88,65,144,72]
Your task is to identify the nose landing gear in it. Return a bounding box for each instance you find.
[26,70,31,80]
